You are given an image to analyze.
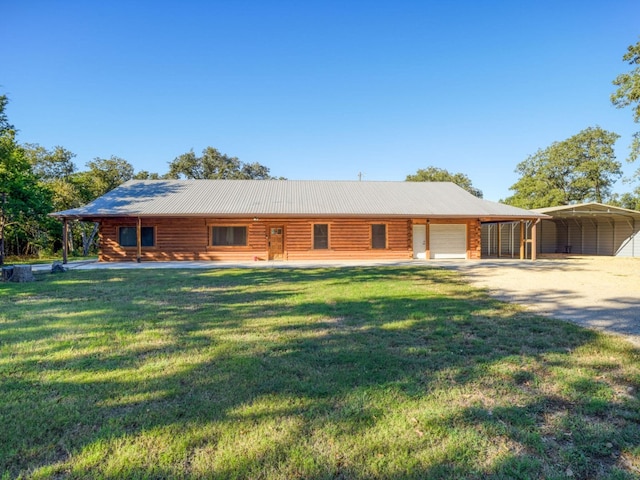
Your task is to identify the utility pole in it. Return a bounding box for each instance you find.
[358,172,365,181]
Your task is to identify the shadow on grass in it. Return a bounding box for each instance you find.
[1,267,638,479]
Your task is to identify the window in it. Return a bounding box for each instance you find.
[212,226,247,246]
[371,224,386,249]
[118,226,155,247]
[313,224,328,249]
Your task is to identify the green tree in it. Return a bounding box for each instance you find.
[405,166,483,198]
[609,190,640,211]
[611,39,640,163]
[25,144,77,181]
[23,143,102,257]
[24,144,82,210]
[504,127,621,208]
[0,95,14,133]
[134,170,163,180]
[0,96,53,261]
[167,147,278,180]
[77,156,135,198]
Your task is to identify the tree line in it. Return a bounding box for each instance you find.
[1,38,639,261]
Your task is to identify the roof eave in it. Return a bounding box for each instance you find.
[50,212,549,220]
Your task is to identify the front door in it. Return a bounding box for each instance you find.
[413,225,427,259]
[268,226,284,260]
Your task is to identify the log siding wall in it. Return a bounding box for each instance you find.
[98,217,483,262]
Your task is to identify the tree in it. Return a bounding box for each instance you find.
[24,144,82,210]
[134,170,163,180]
[0,96,53,261]
[0,95,14,134]
[25,144,77,181]
[609,190,640,211]
[167,147,279,180]
[504,127,621,208]
[77,156,135,198]
[611,39,640,163]
[405,166,483,198]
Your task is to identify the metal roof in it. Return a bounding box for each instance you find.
[533,202,640,220]
[52,180,546,220]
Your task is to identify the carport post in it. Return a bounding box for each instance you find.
[531,219,540,261]
[519,220,525,260]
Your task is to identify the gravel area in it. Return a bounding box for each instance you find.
[442,256,640,347]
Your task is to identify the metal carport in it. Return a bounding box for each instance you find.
[532,203,640,257]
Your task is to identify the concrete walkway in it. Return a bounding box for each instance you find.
[35,259,420,271]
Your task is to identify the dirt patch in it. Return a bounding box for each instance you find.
[442,256,640,347]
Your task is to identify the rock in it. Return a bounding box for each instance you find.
[51,261,66,274]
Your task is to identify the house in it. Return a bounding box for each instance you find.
[51,180,547,263]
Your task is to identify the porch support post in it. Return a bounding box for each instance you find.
[519,220,525,260]
[136,217,142,263]
[62,218,69,264]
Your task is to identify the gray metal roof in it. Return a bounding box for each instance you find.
[533,202,640,220]
[52,180,546,220]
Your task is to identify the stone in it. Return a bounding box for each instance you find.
[51,261,66,274]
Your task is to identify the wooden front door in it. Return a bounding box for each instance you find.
[268,226,284,260]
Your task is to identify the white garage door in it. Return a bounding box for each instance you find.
[430,224,467,259]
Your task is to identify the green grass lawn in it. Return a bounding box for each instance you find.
[1,266,639,479]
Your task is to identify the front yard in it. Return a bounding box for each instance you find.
[1,267,639,479]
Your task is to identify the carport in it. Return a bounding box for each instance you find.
[532,203,640,257]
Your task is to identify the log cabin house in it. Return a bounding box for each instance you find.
[51,180,547,263]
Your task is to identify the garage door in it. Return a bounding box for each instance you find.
[430,224,467,259]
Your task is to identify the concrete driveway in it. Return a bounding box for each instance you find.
[440,256,640,347]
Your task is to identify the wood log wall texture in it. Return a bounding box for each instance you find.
[99,217,481,262]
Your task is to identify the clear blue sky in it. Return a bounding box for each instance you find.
[2,1,639,201]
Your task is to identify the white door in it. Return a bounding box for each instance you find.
[430,224,467,259]
[413,225,426,259]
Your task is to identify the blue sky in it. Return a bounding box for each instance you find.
[2,1,639,201]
